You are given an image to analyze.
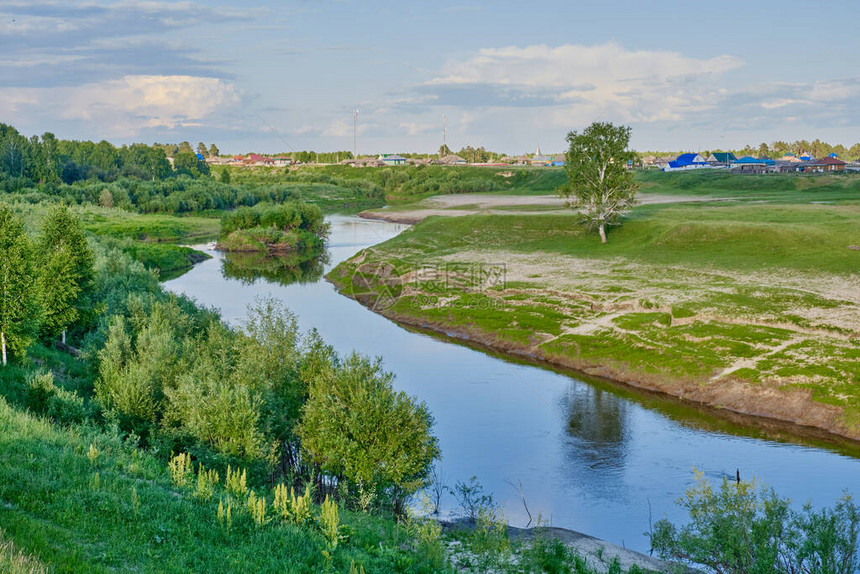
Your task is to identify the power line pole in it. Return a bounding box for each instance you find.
[353,109,359,159]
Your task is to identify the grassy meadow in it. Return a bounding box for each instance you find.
[330,170,860,441]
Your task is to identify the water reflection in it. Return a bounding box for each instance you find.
[221,249,329,286]
[563,384,630,471]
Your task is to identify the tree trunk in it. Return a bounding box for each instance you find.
[1,331,6,366]
[62,329,66,345]
[598,223,607,244]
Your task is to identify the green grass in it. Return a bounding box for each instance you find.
[0,393,658,574]
[0,396,451,573]
[637,169,860,204]
[0,528,48,574]
[118,243,211,280]
[374,200,859,275]
[80,209,221,243]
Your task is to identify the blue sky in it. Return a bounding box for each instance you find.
[2,0,859,154]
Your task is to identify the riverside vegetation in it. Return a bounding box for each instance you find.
[3,122,860,571]
[330,170,860,442]
[0,208,663,571]
[0,148,664,572]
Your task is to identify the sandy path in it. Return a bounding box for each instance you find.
[361,193,725,223]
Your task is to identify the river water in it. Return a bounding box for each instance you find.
[165,214,860,553]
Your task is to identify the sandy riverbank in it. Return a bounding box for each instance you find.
[360,193,725,224]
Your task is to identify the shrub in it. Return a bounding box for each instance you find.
[298,353,439,515]
[651,470,860,573]
[453,476,495,521]
[25,370,90,425]
[165,376,265,459]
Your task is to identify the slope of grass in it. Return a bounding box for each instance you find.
[80,209,221,243]
[0,396,450,573]
[637,169,860,203]
[376,201,859,275]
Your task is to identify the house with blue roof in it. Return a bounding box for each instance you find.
[663,153,710,171]
[379,154,407,166]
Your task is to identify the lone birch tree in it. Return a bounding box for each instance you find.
[0,206,40,365]
[560,122,639,243]
[37,205,95,344]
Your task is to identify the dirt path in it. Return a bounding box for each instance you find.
[361,193,724,223]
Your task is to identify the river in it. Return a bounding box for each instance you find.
[164,214,860,553]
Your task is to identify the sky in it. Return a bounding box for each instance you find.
[2,0,859,155]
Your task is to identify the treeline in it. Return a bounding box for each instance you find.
[0,123,210,190]
[0,204,438,517]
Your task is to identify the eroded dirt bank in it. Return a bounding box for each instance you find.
[328,247,860,446]
[358,299,857,444]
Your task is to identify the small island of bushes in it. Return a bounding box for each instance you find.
[216,201,330,253]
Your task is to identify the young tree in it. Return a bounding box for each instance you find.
[0,206,40,365]
[37,206,95,344]
[560,122,639,244]
[298,353,439,514]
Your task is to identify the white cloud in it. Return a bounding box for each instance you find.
[808,79,860,102]
[0,75,240,137]
[399,122,435,136]
[321,119,351,138]
[421,43,743,125]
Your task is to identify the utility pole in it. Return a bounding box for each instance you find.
[353,109,359,159]
[443,114,447,151]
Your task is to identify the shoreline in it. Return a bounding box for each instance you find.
[329,277,860,449]
[440,519,695,573]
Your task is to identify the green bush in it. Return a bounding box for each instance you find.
[25,371,91,425]
[651,470,860,573]
[298,353,440,515]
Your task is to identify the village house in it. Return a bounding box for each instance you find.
[731,156,777,174]
[653,156,674,170]
[529,146,552,166]
[779,153,804,163]
[707,152,737,166]
[664,153,710,171]
[379,154,407,166]
[806,156,846,173]
[438,154,467,165]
